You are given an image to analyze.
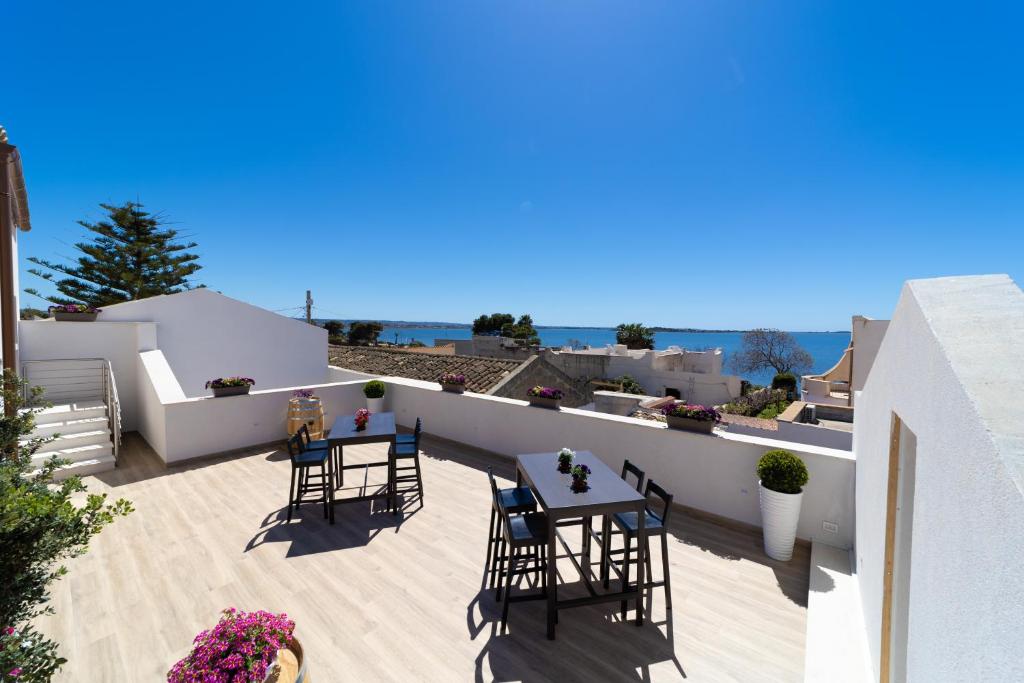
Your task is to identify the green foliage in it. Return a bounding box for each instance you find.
[407,340,426,348]
[363,380,386,399]
[730,329,813,376]
[346,321,383,346]
[615,323,655,350]
[322,320,345,338]
[25,201,202,308]
[721,388,788,417]
[756,399,790,420]
[19,307,49,320]
[500,314,540,346]
[615,375,645,395]
[472,313,515,336]
[0,371,132,680]
[756,449,809,494]
[771,372,797,395]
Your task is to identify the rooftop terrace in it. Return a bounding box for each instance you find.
[40,432,810,681]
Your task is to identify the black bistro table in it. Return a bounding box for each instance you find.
[326,411,398,524]
[515,450,647,639]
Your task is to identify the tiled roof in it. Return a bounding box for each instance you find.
[329,345,523,393]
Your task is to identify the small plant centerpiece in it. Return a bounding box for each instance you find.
[439,372,467,394]
[287,389,324,440]
[662,402,721,434]
[167,607,306,683]
[556,447,575,473]
[205,376,255,398]
[756,449,809,561]
[570,463,592,493]
[364,380,386,412]
[527,385,563,410]
[354,408,371,431]
[49,303,101,322]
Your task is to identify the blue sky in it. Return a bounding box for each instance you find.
[7,1,1022,330]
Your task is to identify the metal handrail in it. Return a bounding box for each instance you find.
[21,357,123,466]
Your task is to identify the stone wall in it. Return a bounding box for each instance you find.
[488,355,591,407]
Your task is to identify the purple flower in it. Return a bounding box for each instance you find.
[8,668,22,678]
[293,389,315,399]
[662,402,721,423]
[439,373,466,385]
[527,386,563,400]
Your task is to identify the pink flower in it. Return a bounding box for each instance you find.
[8,668,22,678]
[2,626,14,636]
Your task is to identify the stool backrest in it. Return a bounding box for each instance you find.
[621,459,645,493]
[486,466,512,529]
[413,417,422,448]
[297,423,312,449]
[285,432,304,465]
[644,479,674,526]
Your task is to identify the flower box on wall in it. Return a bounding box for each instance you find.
[662,402,721,434]
[205,377,255,398]
[665,415,716,434]
[527,386,563,409]
[439,373,467,394]
[211,385,250,398]
[528,396,561,410]
[49,304,101,322]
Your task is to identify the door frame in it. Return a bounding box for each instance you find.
[879,413,901,683]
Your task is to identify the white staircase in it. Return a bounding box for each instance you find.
[21,359,122,480]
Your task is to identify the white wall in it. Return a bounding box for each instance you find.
[724,420,853,451]
[854,275,1024,682]
[97,289,327,397]
[19,320,157,430]
[385,377,855,548]
[850,316,889,396]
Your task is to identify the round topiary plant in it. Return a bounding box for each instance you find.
[756,449,808,494]
[363,380,386,399]
[771,372,797,395]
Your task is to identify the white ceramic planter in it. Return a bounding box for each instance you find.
[758,481,803,561]
[366,397,384,413]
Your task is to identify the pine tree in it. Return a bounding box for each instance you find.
[25,201,202,308]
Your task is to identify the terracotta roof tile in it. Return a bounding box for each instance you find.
[328,345,523,393]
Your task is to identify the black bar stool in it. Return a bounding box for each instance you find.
[390,418,424,501]
[396,417,421,446]
[601,479,674,611]
[599,459,645,585]
[487,467,548,632]
[485,467,538,592]
[284,431,332,521]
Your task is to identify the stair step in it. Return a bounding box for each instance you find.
[32,401,108,425]
[34,454,117,481]
[31,442,114,468]
[31,416,110,437]
[25,429,111,452]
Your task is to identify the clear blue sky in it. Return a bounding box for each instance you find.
[7,1,1022,330]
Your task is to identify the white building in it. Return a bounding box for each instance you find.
[802,315,890,407]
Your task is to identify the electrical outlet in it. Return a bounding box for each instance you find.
[822,521,839,534]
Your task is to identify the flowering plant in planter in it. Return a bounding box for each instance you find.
[167,607,296,683]
[48,303,101,314]
[556,447,575,473]
[293,388,316,399]
[662,403,721,423]
[570,463,592,493]
[354,408,371,431]
[439,373,466,386]
[527,386,564,400]
[206,377,256,389]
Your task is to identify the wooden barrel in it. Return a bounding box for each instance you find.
[287,397,324,439]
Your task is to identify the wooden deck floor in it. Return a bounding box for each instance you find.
[38,432,809,682]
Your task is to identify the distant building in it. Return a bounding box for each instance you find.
[802,315,890,407]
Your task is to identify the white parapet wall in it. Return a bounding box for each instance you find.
[383,376,855,549]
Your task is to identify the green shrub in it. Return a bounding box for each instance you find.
[771,372,797,396]
[616,375,645,395]
[756,450,808,494]
[363,380,386,399]
[756,400,791,420]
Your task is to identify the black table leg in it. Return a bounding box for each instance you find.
[546,518,558,640]
[635,508,646,626]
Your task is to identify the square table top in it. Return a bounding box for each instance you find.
[516,451,645,519]
[327,411,397,443]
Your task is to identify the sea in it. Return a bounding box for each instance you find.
[377,326,850,387]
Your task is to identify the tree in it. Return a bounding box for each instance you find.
[346,321,383,346]
[615,323,655,350]
[472,313,515,336]
[0,371,132,680]
[500,314,540,346]
[731,329,813,376]
[25,201,202,308]
[322,320,345,338]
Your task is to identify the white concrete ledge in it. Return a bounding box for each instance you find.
[804,542,872,682]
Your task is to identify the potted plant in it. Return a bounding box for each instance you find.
[527,386,563,409]
[354,408,371,431]
[756,449,809,561]
[556,447,575,473]
[570,463,591,493]
[439,373,466,394]
[167,607,307,683]
[205,377,255,398]
[364,380,386,412]
[49,303,101,322]
[662,402,721,434]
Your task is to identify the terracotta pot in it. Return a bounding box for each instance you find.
[665,415,716,434]
[528,396,561,410]
[210,385,251,398]
[440,382,465,394]
[53,311,98,322]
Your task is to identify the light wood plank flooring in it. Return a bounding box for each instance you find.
[37,432,809,682]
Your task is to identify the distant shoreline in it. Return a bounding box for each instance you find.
[310,318,846,334]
